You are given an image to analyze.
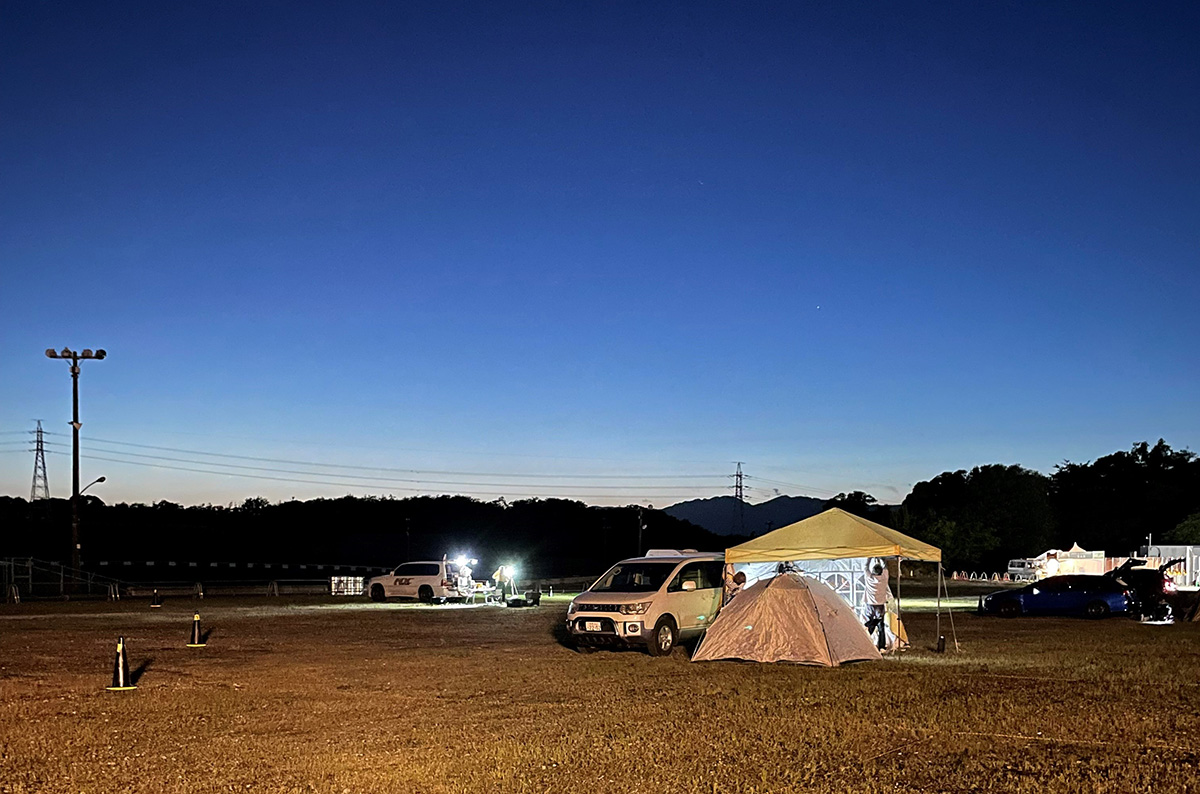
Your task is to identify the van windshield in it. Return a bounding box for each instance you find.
[590,561,677,593]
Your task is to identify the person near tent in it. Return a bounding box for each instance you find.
[457,559,477,603]
[725,571,746,604]
[722,563,737,603]
[492,565,512,601]
[863,557,890,649]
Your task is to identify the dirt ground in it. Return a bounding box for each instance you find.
[1,588,1198,794]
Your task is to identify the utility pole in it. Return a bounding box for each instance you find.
[30,420,50,500]
[636,506,647,556]
[44,347,106,571]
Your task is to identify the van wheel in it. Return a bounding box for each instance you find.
[1086,600,1110,619]
[418,585,434,603]
[369,584,385,602]
[648,617,677,656]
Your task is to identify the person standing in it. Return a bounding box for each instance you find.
[492,564,513,601]
[864,558,890,649]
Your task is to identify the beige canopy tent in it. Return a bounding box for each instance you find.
[692,573,881,666]
[725,508,941,564]
[724,508,955,652]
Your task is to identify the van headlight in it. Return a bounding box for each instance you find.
[619,602,651,615]
[567,601,579,615]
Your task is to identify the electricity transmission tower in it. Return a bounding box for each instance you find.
[30,420,50,500]
[731,462,746,534]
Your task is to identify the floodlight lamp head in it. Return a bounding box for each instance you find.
[95,349,107,359]
[61,347,73,358]
[82,349,93,358]
[45,349,59,358]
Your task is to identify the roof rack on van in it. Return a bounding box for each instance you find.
[644,549,701,557]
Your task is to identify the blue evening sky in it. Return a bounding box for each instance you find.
[2,2,1197,507]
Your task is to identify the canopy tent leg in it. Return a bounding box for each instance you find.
[937,562,959,652]
[936,562,942,641]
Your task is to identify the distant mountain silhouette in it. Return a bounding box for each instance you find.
[664,495,828,536]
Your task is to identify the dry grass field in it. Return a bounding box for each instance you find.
[2,586,1198,794]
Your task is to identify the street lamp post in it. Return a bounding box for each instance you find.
[45,346,106,571]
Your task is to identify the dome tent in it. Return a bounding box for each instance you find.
[691,573,881,666]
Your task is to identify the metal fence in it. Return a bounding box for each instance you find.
[1,557,382,602]
[2,558,599,603]
[1,557,123,601]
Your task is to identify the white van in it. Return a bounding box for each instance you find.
[566,552,724,656]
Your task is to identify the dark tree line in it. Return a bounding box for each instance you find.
[0,494,738,579]
[3,439,1196,578]
[897,440,1200,570]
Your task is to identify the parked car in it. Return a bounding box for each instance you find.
[1106,558,1183,618]
[367,559,461,603]
[978,575,1130,618]
[566,551,725,655]
[1006,558,1038,579]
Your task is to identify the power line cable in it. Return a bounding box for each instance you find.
[746,475,840,497]
[41,443,719,492]
[48,426,724,467]
[40,431,720,480]
[43,450,711,501]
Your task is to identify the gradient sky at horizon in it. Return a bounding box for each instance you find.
[2,2,1197,508]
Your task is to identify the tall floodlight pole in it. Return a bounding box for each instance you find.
[44,346,107,571]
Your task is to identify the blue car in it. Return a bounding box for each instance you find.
[978,575,1130,618]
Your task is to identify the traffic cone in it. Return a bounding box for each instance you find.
[106,636,137,691]
[187,612,206,647]
[150,589,162,608]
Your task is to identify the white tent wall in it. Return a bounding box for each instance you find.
[735,558,874,608]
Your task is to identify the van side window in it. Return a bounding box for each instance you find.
[668,562,722,592]
[700,561,724,589]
